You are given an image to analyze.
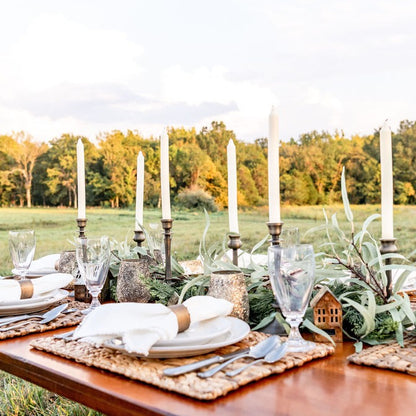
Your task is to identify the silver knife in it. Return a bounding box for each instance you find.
[0,303,68,331]
[163,347,250,377]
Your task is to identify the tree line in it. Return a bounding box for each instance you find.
[1,120,416,210]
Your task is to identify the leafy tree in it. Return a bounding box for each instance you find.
[0,133,47,207]
[41,134,97,207]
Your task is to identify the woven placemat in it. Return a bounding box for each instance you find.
[0,300,88,340]
[31,332,334,400]
[348,336,416,376]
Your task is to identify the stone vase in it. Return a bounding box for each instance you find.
[57,250,77,290]
[207,270,250,322]
[116,258,156,303]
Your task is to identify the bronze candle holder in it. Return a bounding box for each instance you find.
[267,222,283,246]
[380,238,398,299]
[161,219,173,280]
[75,218,88,302]
[133,229,146,247]
[76,218,87,238]
[228,234,242,267]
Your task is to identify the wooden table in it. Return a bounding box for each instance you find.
[0,328,415,416]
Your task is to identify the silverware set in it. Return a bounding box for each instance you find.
[0,304,74,331]
[163,335,287,378]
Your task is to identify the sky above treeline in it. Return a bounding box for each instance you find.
[0,0,415,143]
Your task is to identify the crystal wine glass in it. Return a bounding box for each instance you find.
[9,230,36,280]
[76,237,111,313]
[279,227,300,248]
[268,244,316,352]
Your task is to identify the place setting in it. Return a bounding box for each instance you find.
[30,235,335,401]
[0,229,88,339]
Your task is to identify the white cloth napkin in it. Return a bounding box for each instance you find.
[12,254,60,276]
[73,296,234,355]
[0,273,73,303]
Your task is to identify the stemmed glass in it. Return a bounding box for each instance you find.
[279,227,300,248]
[76,237,111,313]
[9,230,36,280]
[268,244,316,352]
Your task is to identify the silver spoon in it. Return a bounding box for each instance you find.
[226,342,288,377]
[197,335,280,378]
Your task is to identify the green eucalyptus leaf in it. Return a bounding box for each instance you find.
[341,167,354,223]
[331,213,346,241]
[354,341,363,353]
[250,234,269,255]
[367,253,407,268]
[252,312,276,331]
[394,293,415,324]
[393,270,411,293]
[250,269,268,280]
[275,311,290,334]
[341,296,375,336]
[344,277,373,291]
[177,275,208,304]
[358,214,381,244]
[302,318,335,346]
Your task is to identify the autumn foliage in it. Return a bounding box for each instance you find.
[1,120,416,209]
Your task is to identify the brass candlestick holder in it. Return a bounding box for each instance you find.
[228,234,242,267]
[161,219,173,280]
[76,218,87,238]
[267,222,283,246]
[380,238,398,299]
[133,229,146,247]
[75,218,88,302]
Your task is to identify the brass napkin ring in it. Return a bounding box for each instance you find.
[19,280,34,299]
[168,304,191,332]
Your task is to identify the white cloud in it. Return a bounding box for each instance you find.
[161,65,279,139]
[1,13,144,95]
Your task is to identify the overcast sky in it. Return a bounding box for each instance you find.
[0,0,415,143]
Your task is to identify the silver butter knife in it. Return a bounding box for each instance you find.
[0,303,68,331]
[163,347,250,377]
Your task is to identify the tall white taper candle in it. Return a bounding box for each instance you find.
[227,139,239,234]
[135,151,144,230]
[268,106,280,223]
[380,121,394,239]
[160,130,171,220]
[76,139,86,219]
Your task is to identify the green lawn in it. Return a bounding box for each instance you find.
[1,204,415,275]
[0,204,415,414]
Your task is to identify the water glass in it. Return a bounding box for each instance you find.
[76,237,111,312]
[268,244,316,352]
[279,227,300,247]
[9,230,36,280]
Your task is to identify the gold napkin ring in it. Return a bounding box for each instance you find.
[169,304,191,332]
[19,280,34,299]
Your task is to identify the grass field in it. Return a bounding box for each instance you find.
[0,204,416,414]
[1,204,416,275]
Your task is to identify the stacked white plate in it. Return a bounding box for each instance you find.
[105,316,250,358]
[0,289,68,316]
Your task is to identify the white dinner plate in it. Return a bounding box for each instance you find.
[0,289,68,316]
[0,289,59,307]
[155,316,231,347]
[104,317,250,358]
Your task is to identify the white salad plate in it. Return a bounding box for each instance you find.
[0,289,68,316]
[155,316,231,347]
[104,317,250,358]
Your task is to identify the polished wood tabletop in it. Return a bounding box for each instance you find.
[0,328,415,416]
